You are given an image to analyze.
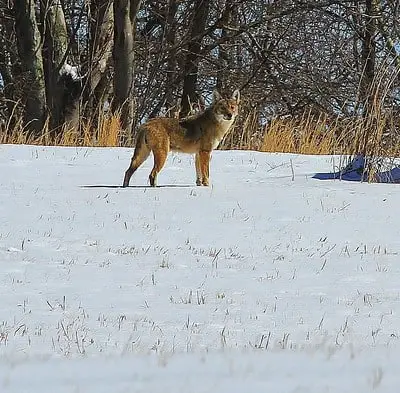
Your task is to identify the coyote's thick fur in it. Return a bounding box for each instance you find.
[122,89,240,187]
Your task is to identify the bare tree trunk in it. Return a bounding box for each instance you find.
[14,0,47,135]
[88,0,114,114]
[43,0,69,130]
[362,0,376,114]
[0,3,15,124]
[216,1,233,92]
[113,0,142,131]
[180,0,211,117]
[164,0,177,112]
[357,0,377,157]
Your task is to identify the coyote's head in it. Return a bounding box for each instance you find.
[212,90,240,122]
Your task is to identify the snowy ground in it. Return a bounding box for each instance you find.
[1,144,400,392]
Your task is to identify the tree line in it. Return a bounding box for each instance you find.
[1,0,400,145]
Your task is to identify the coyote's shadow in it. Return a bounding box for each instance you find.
[81,184,194,189]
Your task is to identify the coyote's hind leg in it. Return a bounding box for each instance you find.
[122,134,150,187]
[149,145,169,187]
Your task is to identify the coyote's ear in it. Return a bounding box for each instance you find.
[232,90,240,104]
[212,90,222,102]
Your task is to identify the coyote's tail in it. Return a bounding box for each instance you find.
[132,128,147,160]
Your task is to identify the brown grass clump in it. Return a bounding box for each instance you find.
[0,112,123,147]
[260,111,359,156]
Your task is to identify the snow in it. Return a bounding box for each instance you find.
[1,144,400,392]
[59,63,81,81]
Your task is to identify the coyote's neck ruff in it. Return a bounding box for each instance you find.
[122,89,240,187]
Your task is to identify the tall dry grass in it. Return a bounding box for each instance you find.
[2,108,400,158]
[0,111,123,147]
[260,111,354,155]
[2,86,400,171]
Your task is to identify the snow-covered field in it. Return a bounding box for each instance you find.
[1,144,400,392]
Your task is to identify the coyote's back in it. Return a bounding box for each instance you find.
[122,89,240,187]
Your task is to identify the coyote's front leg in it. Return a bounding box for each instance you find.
[198,150,211,186]
[195,153,202,186]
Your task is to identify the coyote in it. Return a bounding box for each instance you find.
[122,89,240,187]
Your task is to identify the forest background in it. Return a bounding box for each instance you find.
[1,0,399,157]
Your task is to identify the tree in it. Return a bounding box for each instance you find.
[113,0,142,131]
[180,0,211,116]
[87,0,114,115]
[42,0,69,130]
[14,0,47,135]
